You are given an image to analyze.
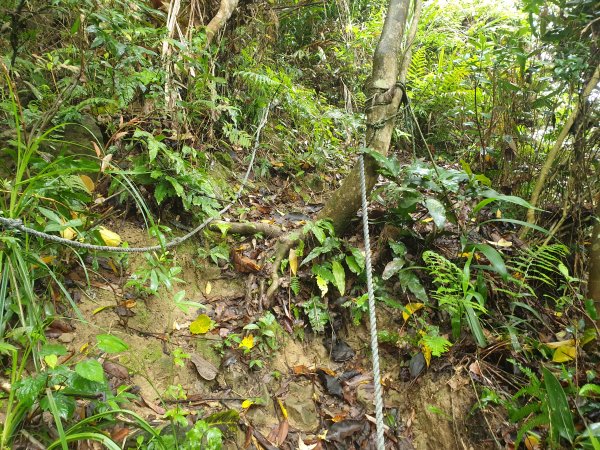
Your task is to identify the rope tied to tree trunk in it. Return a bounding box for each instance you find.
[359,149,386,450]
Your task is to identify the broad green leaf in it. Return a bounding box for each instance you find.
[349,247,365,271]
[345,255,361,274]
[382,258,405,280]
[75,359,105,383]
[543,367,575,443]
[96,334,129,353]
[479,218,550,235]
[474,190,540,214]
[40,392,76,420]
[424,198,446,228]
[473,244,507,278]
[331,261,345,296]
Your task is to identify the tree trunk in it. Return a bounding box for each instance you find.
[205,0,240,44]
[588,201,600,326]
[317,0,415,233]
[522,63,600,236]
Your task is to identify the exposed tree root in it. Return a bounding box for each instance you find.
[208,220,283,238]
[265,230,303,302]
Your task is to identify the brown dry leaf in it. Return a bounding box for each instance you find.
[100,153,113,172]
[92,141,103,158]
[232,251,261,273]
[469,360,483,377]
[112,131,128,142]
[276,419,289,445]
[293,365,312,375]
[190,353,218,380]
[110,427,131,443]
[141,395,165,415]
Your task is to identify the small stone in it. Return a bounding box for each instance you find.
[58,332,75,343]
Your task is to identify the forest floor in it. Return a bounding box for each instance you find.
[48,211,503,449]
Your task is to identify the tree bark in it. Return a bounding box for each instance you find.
[205,0,240,44]
[522,63,600,235]
[588,201,600,327]
[317,0,414,233]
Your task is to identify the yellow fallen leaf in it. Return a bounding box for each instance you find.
[79,175,95,193]
[421,343,432,367]
[60,227,76,240]
[289,248,298,276]
[486,238,512,248]
[422,217,433,223]
[239,334,254,351]
[525,434,541,450]
[552,344,576,362]
[99,227,121,246]
[495,209,502,219]
[40,255,56,264]
[241,399,255,409]
[277,398,288,419]
[205,281,212,295]
[402,302,425,321]
[544,339,575,349]
[189,314,213,335]
[93,305,113,315]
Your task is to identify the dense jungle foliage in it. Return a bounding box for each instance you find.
[0,0,599,448]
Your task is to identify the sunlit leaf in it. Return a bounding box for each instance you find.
[552,344,576,362]
[75,359,104,383]
[331,261,345,296]
[289,248,298,276]
[402,302,425,321]
[190,314,213,335]
[99,227,121,247]
[97,334,129,353]
[239,335,254,350]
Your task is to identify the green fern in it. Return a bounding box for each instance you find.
[500,244,569,300]
[422,250,487,346]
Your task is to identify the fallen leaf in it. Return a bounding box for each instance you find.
[190,314,213,335]
[232,251,261,273]
[486,238,512,248]
[298,436,318,450]
[242,399,255,409]
[205,281,212,295]
[79,175,95,193]
[239,334,254,351]
[189,354,218,381]
[524,434,541,450]
[99,227,121,246]
[92,141,103,158]
[421,343,432,367]
[100,153,112,172]
[60,226,76,240]
[552,344,576,362]
[544,338,575,349]
[289,248,298,275]
[402,302,425,321]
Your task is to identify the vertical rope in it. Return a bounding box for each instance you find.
[359,152,386,449]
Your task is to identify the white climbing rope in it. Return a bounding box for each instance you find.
[359,150,386,450]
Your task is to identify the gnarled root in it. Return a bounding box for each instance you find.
[265,230,303,302]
